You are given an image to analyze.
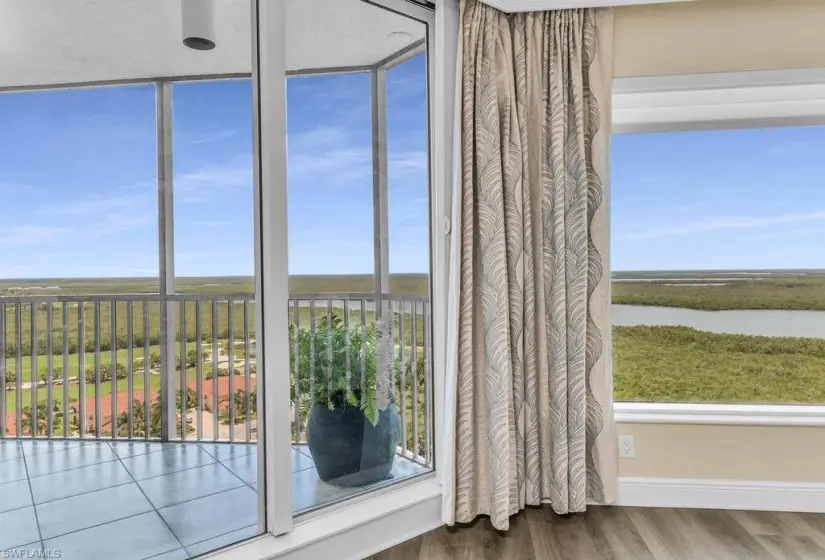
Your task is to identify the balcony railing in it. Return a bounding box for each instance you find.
[0,292,432,466]
[288,293,433,467]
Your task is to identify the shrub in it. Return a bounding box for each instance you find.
[84,362,126,383]
[149,353,161,369]
[219,389,257,425]
[38,368,63,383]
[185,349,207,369]
[21,400,64,436]
[205,368,229,380]
[116,389,195,438]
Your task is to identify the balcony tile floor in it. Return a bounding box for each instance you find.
[0,439,429,560]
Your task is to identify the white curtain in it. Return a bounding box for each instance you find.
[442,0,617,531]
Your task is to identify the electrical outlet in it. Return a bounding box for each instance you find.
[619,435,635,458]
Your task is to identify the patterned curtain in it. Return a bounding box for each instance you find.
[445,0,617,530]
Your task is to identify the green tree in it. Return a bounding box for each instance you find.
[20,401,63,436]
[219,389,256,425]
[116,388,195,438]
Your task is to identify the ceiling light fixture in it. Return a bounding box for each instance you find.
[182,0,216,51]
[386,31,413,47]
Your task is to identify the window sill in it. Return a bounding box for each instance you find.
[614,402,825,427]
[203,476,443,560]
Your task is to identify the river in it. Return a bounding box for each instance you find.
[612,305,825,339]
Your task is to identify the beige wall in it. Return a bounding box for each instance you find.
[617,423,825,482]
[614,0,825,77]
[611,0,825,484]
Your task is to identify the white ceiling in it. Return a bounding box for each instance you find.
[0,0,426,89]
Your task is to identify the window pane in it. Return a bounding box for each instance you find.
[284,1,433,517]
[611,125,825,404]
[388,52,430,297]
[172,79,255,294]
[286,72,375,294]
[0,85,158,294]
[0,0,262,555]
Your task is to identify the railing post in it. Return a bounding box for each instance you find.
[157,79,177,441]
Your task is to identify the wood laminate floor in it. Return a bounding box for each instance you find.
[367,507,825,559]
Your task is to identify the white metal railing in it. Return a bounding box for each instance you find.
[0,292,433,466]
[288,293,433,467]
[0,294,255,442]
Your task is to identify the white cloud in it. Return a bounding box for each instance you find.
[764,140,811,158]
[176,156,253,193]
[289,126,349,150]
[191,220,236,228]
[288,236,375,275]
[618,210,825,241]
[106,125,155,142]
[94,212,154,235]
[0,182,43,197]
[386,64,427,101]
[60,264,158,277]
[35,193,156,236]
[0,225,70,244]
[181,129,237,145]
[0,251,159,279]
[389,150,428,174]
[288,147,372,185]
[175,252,207,262]
[39,194,151,217]
[0,265,37,278]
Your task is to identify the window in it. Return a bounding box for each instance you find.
[0,85,158,292]
[0,0,444,557]
[281,1,434,518]
[172,79,255,294]
[612,124,825,405]
[286,72,374,294]
[387,52,430,297]
[0,2,264,555]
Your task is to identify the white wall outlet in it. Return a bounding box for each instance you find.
[619,435,635,458]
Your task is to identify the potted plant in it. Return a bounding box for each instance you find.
[293,312,401,487]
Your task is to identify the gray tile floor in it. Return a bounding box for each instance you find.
[0,439,429,560]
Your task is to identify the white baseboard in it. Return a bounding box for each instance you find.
[618,477,825,513]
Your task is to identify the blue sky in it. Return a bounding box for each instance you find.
[0,54,429,279]
[612,125,825,271]
[3,57,822,279]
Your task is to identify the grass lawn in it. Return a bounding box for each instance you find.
[612,278,825,311]
[4,370,207,412]
[613,326,825,404]
[4,341,205,382]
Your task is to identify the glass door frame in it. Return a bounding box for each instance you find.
[252,0,444,539]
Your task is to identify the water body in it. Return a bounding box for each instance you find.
[612,305,825,339]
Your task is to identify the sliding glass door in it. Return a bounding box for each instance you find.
[254,0,437,532]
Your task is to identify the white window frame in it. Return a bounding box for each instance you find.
[611,66,825,427]
[208,0,459,558]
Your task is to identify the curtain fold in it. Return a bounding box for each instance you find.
[444,0,616,531]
